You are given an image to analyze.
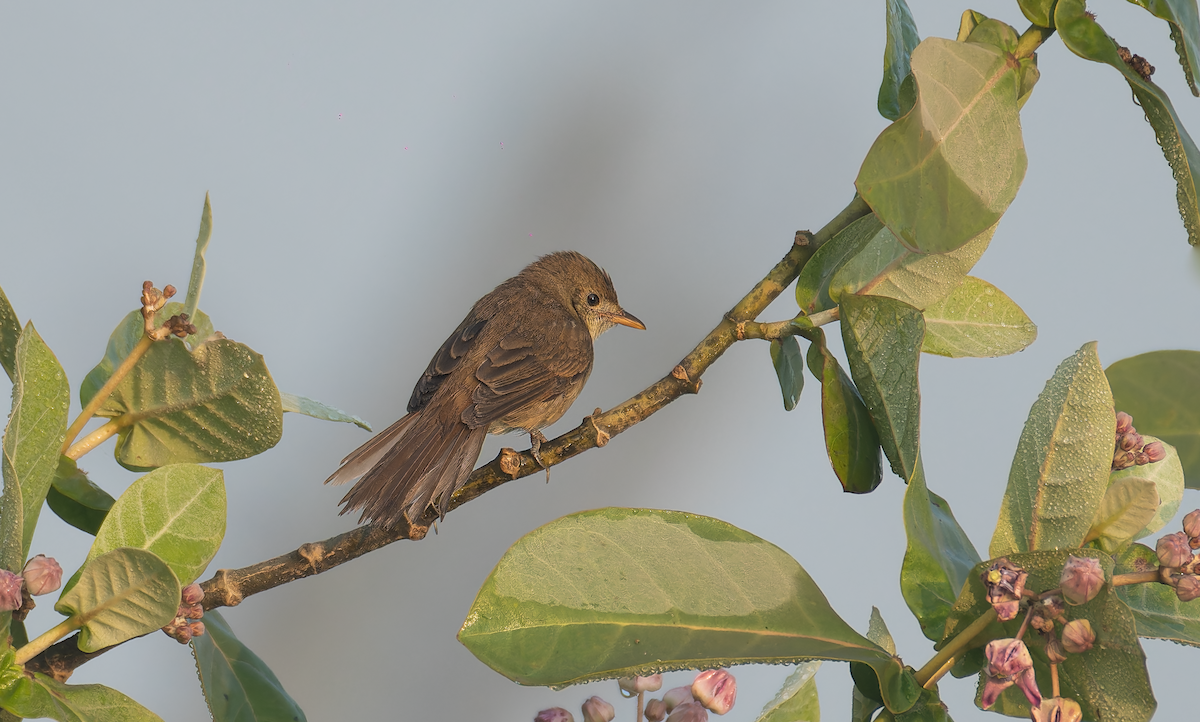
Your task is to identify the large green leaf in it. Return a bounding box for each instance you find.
[828,223,994,312]
[80,304,214,407]
[850,608,895,722]
[1115,542,1200,647]
[1016,0,1057,27]
[192,610,309,722]
[46,457,114,536]
[901,458,981,642]
[1124,0,1200,96]
[920,276,1037,358]
[459,508,921,714]
[942,549,1155,722]
[65,464,224,595]
[840,295,923,481]
[795,214,882,315]
[1086,477,1160,553]
[0,650,162,722]
[0,286,18,382]
[280,392,371,431]
[2,323,70,566]
[769,337,805,412]
[1108,436,1184,539]
[989,342,1116,557]
[1057,0,1200,245]
[96,337,282,470]
[879,0,920,121]
[755,661,820,722]
[55,547,180,653]
[856,37,1026,253]
[1107,350,1200,488]
[806,330,883,494]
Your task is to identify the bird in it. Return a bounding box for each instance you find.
[326,251,645,528]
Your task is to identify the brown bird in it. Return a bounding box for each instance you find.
[326,251,645,527]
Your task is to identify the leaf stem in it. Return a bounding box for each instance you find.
[914,608,997,686]
[739,307,840,341]
[1014,24,1055,60]
[1051,662,1060,698]
[15,619,80,665]
[64,420,123,460]
[1112,570,1161,586]
[60,334,153,453]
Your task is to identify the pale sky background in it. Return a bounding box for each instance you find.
[2,1,1199,720]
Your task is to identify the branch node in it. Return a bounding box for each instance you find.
[298,542,325,571]
[735,321,747,340]
[794,230,812,246]
[671,364,691,382]
[589,415,611,447]
[499,448,522,478]
[209,569,243,608]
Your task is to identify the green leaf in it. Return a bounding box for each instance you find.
[943,549,1155,722]
[919,276,1037,358]
[55,547,180,653]
[877,686,950,722]
[0,651,163,722]
[840,295,923,481]
[955,10,988,42]
[1107,350,1200,488]
[1086,477,1160,553]
[280,392,372,431]
[1057,0,1200,245]
[1124,0,1200,96]
[97,337,282,470]
[46,457,114,536]
[65,464,224,595]
[878,0,920,121]
[989,342,1116,557]
[806,331,883,494]
[856,37,1027,253]
[80,304,215,407]
[2,323,70,566]
[0,286,18,383]
[1016,0,1056,27]
[755,660,820,722]
[901,458,981,642]
[1109,436,1185,539]
[1116,543,1200,647]
[850,608,895,722]
[183,193,213,321]
[769,338,805,411]
[963,17,1018,52]
[458,508,921,713]
[828,221,994,311]
[795,214,882,314]
[192,610,309,722]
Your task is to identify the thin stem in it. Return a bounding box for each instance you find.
[739,306,840,341]
[1051,662,1060,698]
[923,656,956,690]
[1015,24,1055,60]
[65,420,123,460]
[637,690,644,721]
[1113,571,1160,586]
[914,608,998,686]
[60,335,153,453]
[15,619,80,665]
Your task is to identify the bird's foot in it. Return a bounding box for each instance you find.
[529,430,550,482]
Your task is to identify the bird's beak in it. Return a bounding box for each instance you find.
[609,309,646,330]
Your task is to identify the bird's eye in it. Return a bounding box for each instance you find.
[586,293,600,306]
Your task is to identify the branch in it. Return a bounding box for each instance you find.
[29,194,873,678]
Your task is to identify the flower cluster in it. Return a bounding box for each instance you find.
[533,670,737,722]
[1155,509,1200,602]
[1111,411,1165,470]
[161,583,207,644]
[0,555,64,621]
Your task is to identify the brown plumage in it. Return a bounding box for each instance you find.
[326,251,644,527]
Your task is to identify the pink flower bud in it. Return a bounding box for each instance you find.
[181,582,204,606]
[619,675,663,694]
[662,687,695,712]
[1045,638,1067,664]
[644,698,668,722]
[994,600,1021,621]
[21,555,61,596]
[1060,556,1104,605]
[1141,441,1166,464]
[691,670,736,715]
[0,570,23,611]
[535,708,575,722]
[1176,575,1200,602]
[1119,432,1143,452]
[1061,619,1095,654]
[1115,411,1134,435]
[1157,532,1192,568]
[1031,697,1083,722]
[188,621,206,638]
[664,701,709,722]
[982,639,1041,709]
[581,696,614,722]
[1184,509,1200,540]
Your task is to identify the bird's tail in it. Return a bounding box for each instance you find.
[326,410,486,527]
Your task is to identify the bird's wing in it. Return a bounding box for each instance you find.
[407,318,487,413]
[463,315,593,429]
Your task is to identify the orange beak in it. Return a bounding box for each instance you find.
[609,309,646,330]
